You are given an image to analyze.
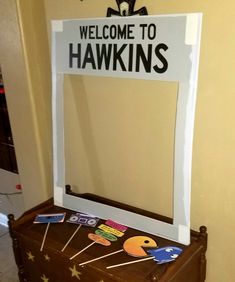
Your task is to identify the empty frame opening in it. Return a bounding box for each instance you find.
[64,75,178,218]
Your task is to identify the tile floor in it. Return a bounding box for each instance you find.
[0,224,18,282]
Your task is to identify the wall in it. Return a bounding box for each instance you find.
[0,0,52,210]
[0,169,24,223]
[1,0,235,281]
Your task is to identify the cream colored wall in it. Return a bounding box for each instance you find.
[64,76,177,218]
[0,0,52,209]
[1,0,235,281]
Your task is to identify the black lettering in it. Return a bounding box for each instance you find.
[128,44,134,72]
[95,25,102,39]
[82,43,96,69]
[79,26,88,39]
[136,44,152,73]
[117,25,127,39]
[153,43,168,73]
[113,44,127,71]
[89,25,95,39]
[110,25,117,39]
[103,25,109,39]
[69,43,81,68]
[139,23,148,39]
[127,24,135,39]
[148,24,156,40]
[96,44,112,70]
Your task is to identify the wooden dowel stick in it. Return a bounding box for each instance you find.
[61,224,82,252]
[70,241,96,260]
[40,222,50,252]
[106,256,154,269]
[79,249,124,266]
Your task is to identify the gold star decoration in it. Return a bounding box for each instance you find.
[26,251,35,262]
[41,274,49,282]
[44,254,50,261]
[69,265,82,280]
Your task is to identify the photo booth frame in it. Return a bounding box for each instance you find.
[51,13,202,245]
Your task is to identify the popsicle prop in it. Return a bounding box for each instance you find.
[98,224,125,237]
[70,219,128,261]
[33,213,66,251]
[95,229,118,242]
[105,219,128,232]
[70,233,111,260]
[79,236,157,266]
[106,246,183,269]
[61,213,99,252]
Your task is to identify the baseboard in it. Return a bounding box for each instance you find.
[0,213,8,227]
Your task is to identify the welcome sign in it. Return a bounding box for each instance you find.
[52,13,202,245]
[54,15,196,81]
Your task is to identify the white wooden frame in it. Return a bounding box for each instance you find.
[51,14,202,245]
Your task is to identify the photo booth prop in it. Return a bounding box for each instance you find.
[51,13,202,245]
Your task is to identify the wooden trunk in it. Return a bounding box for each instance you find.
[8,193,207,282]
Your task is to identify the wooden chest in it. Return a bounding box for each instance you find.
[8,195,207,282]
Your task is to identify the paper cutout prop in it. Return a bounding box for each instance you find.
[79,236,157,266]
[123,236,157,257]
[105,220,128,232]
[106,246,183,269]
[70,233,111,260]
[148,246,183,264]
[34,213,65,224]
[70,222,126,261]
[95,220,127,242]
[98,224,124,237]
[88,233,111,246]
[95,229,118,242]
[33,213,66,251]
[67,213,99,227]
[62,213,99,252]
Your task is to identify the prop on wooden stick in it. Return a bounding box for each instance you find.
[61,213,99,252]
[33,213,66,251]
[70,233,111,260]
[106,246,183,269]
[79,236,157,266]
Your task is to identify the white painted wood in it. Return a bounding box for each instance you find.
[63,193,179,242]
[52,27,65,207]
[51,14,202,245]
